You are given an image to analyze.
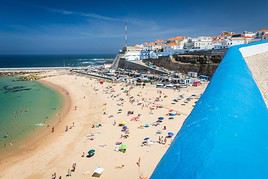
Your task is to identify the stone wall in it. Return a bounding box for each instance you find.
[118,58,167,74]
[143,56,219,77]
[143,49,226,77]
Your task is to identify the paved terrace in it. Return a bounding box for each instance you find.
[241,44,268,107]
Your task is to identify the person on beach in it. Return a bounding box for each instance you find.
[160,136,164,144]
[51,127,54,133]
[164,137,167,145]
[136,157,141,167]
[67,169,71,177]
[81,152,85,157]
[72,163,76,172]
[65,125,68,132]
[52,172,56,179]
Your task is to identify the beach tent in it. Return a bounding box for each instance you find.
[193,80,201,87]
[169,112,176,116]
[92,167,104,177]
[167,132,174,138]
[144,124,150,128]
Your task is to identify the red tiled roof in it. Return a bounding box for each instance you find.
[155,39,164,43]
[220,32,234,37]
[168,36,184,41]
[257,28,268,32]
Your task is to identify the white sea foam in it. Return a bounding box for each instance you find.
[35,123,45,127]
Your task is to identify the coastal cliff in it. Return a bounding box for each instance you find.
[143,50,226,77]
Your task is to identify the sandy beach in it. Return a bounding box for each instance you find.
[0,70,207,179]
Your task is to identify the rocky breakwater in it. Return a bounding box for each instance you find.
[0,71,41,81]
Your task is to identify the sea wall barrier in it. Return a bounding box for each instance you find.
[72,70,114,81]
[151,41,268,179]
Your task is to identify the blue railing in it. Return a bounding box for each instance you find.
[151,41,268,179]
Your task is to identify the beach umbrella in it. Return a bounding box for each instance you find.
[119,144,127,152]
[168,132,174,137]
[119,121,127,126]
[169,111,177,116]
[88,149,95,157]
[122,126,128,130]
[158,117,164,120]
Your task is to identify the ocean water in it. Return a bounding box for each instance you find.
[0,76,63,150]
[0,54,115,68]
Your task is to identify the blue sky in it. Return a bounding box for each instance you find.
[0,0,267,54]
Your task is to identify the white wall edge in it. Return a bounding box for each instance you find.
[239,43,268,58]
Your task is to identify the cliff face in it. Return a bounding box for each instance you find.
[143,51,225,77]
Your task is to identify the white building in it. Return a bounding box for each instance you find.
[184,38,194,49]
[221,39,232,47]
[230,37,246,46]
[212,42,226,50]
[256,28,268,40]
[243,31,255,38]
[222,35,247,47]
[193,36,213,50]
[162,45,185,56]
[184,37,213,50]
[140,50,158,60]
[123,46,143,61]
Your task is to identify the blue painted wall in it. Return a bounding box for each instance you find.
[151,41,268,179]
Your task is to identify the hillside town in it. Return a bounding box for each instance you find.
[123,28,268,61]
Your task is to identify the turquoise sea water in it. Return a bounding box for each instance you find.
[0,76,63,149]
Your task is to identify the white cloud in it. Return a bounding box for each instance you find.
[47,8,123,22]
